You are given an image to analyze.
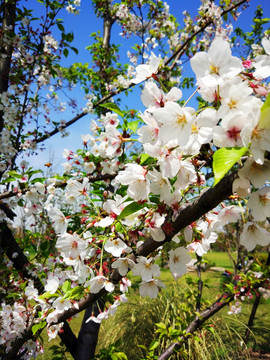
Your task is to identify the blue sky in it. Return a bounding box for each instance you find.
[18,0,270,172]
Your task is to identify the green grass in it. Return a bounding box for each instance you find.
[36,251,270,360]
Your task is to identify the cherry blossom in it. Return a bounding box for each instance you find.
[248,186,270,221]
[169,247,191,280]
[132,256,160,281]
[253,37,270,79]
[104,237,128,257]
[153,102,195,147]
[240,222,270,251]
[131,52,162,84]
[115,163,150,201]
[139,278,165,299]
[111,258,135,276]
[190,37,243,87]
[48,207,68,234]
[56,233,87,261]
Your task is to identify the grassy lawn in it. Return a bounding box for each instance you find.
[36,251,270,360]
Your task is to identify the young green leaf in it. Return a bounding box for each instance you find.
[259,91,270,129]
[99,102,124,118]
[32,321,46,335]
[117,202,146,220]
[213,147,247,186]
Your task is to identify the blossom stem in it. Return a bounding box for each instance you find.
[183,87,198,107]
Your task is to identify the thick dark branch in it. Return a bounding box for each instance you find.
[0,0,17,132]
[52,171,237,325]
[58,321,78,357]
[74,299,105,360]
[139,171,238,257]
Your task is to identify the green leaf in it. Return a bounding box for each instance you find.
[127,120,139,133]
[117,202,146,220]
[32,321,46,335]
[116,353,128,360]
[140,153,150,165]
[62,280,71,293]
[213,147,247,186]
[149,340,160,351]
[99,102,124,118]
[259,92,270,129]
[155,322,167,330]
[38,291,58,300]
[7,170,22,179]
[57,23,64,32]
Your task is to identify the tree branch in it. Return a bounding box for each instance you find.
[158,292,235,360]
[0,0,17,132]
[164,0,250,70]
[0,172,117,202]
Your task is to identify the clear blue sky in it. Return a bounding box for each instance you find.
[18,0,270,172]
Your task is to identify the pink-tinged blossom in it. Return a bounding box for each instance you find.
[104,238,128,257]
[157,147,182,178]
[139,278,165,299]
[111,258,135,276]
[169,247,191,280]
[141,82,182,110]
[102,112,120,127]
[146,212,166,242]
[131,52,162,84]
[56,233,87,260]
[238,158,270,188]
[66,178,90,199]
[153,102,195,147]
[132,256,160,281]
[190,37,243,87]
[217,78,255,119]
[103,125,123,158]
[115,163,150,201]
[120,278,132,293]
[95,195,129,228]
[137,111,160,145]
[248,186,270,221]
[218,205,242,226]
[187,232,218,257]
[240,222,270,251]
[213,111,245,148]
